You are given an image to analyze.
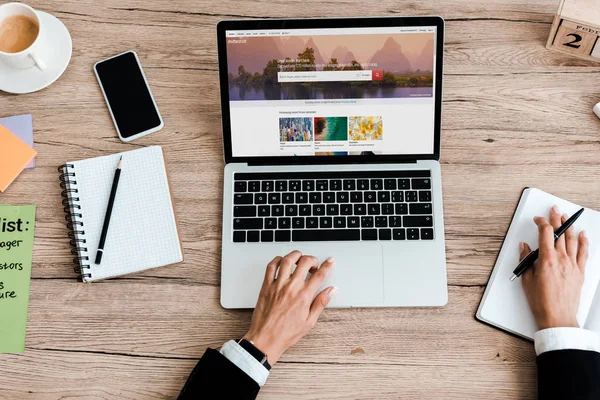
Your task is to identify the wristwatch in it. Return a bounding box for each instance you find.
[237,338,271,370]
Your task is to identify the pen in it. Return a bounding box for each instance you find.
[510,207,585,281]
[94,156,123,265]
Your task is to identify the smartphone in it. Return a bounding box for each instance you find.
[94,51,164,142]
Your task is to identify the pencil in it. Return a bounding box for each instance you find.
[94,156,123,265]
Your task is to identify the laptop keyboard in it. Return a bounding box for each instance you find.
[231,171,434,242]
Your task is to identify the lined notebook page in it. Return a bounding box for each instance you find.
[70,146,182,281]
[477,188,600,339]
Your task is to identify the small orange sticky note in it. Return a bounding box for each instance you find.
[0,125,37,192]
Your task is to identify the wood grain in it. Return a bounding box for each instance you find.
[1,0,600,398]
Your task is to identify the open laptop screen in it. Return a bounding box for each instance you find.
[221,21,440,159]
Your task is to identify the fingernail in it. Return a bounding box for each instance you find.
[562,213,568,219]
[327,286,339,298]
[519,242,524,252]
[582,230,587,238]
[552,205,559,213]
[326,257,335,264]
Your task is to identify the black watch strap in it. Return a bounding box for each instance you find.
[237,338,271,370]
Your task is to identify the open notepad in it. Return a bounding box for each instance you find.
[477,188,600,340]
[59,146,183,281]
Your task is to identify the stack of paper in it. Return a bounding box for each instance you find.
[0,114,34,169]
[0,123,36,192]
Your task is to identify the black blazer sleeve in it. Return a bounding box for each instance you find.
[537,349,600,400]
[178,348,260,400]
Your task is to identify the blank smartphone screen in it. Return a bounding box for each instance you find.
[95,52,162,139]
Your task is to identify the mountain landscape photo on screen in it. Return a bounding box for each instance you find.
[226,33,435,101]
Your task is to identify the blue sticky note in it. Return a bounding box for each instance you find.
[0,115,34,169]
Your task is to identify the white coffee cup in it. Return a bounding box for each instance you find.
[0,2,46,70]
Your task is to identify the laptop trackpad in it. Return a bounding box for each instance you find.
[283,243,384,307]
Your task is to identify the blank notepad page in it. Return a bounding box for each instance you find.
[70,146,183,281]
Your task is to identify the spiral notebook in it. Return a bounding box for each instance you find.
[59,146,183,281]
[476,188,600,340]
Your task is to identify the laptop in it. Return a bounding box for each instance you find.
[217,16,447,308]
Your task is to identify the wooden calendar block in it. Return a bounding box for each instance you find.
[547,0,600,62]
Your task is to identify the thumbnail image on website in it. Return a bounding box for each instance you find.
[226,27,436,157]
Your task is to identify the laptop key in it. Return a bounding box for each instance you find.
[354,204,366,215]
[379,229,392,240]
[282,193,294,204]
[404,216,433,227]
[370,179,383,190]
[268,193,281,204]
[296,192,308,203]
[309,192,322,203]
[292,217,304,229]
[405,191,418,202]
[407,228,420,240]
[327,205,339,215]
[392,191,404,202]
[389,216,402,227]
[233,231,245,242]
[234,206,256,217]
[323,192,335,203]
[382,203,394,215]
[413,178,431,189]
[313,204,325,215]
[258,206,270,217]
[398,179,410,189]
[357,179,369,190]
[261,230,274,242]
[262,181,274,192]
[247,231,260,242]
[330,180,342,191]
[378,191,390,203]
[234,194,253,204]
[248,181,260,192]
[393,229,406,240]
[275,181,287,192]
[302,180,314,191]
[278,218,291,229]
[234,218,263,230]
[285,205,298,216]
[410,203,432,215]
[299,205,311,216]
[316,180,328,191]
[289,181,301,191]
[396,203,408,215]
[265,218,277,229]
[272,205,284,216]
[361,216,374,227]
[234,182,247,192]
[419,191,432,202]
[275,230,291,242]
[375,216,388,227]
[384,179,397,190]
[350,192,363,203]
[293,229,360,242]
[362,229,377,240]
[421,228,434,240]
[364,191,377,202]
[343,179,356,190]
[334,217,346,228]
[320,217,332,228]
[347,216,360,227]
[306,217,319,228]
[368,204,381,215]
[255,193,267,204]
[340,204,352,215]
[336,192,349,203]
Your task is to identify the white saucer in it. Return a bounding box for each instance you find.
[0,11,72,94]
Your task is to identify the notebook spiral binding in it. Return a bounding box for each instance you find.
[58,164,91,282]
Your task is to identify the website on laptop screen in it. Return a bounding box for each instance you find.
[225,26,437,157]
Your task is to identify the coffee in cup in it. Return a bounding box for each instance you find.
[0,14,39,53]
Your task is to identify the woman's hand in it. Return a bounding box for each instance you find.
[243,250,337,365]
[521,205,588,330]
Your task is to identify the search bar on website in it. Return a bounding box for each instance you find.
[277,70,383,83]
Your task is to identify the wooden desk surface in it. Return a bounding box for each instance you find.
[1,0,599,398]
